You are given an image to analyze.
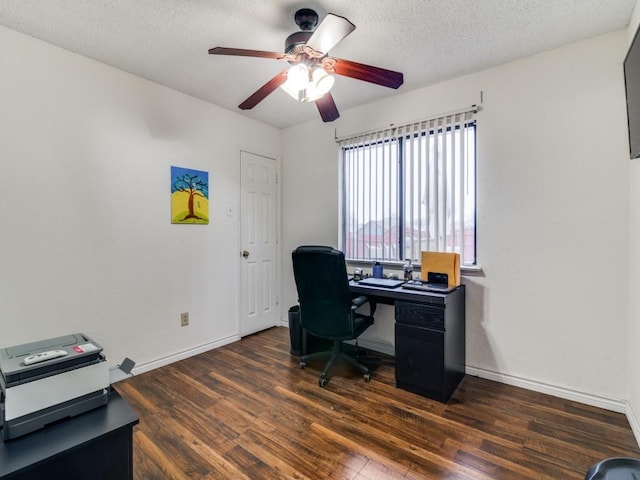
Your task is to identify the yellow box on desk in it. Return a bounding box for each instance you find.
[420,251,461,287]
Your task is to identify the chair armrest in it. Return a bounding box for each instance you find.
[352,296,376,317]
[351,296,369,308]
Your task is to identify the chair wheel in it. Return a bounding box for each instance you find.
[299,361,306,369]
[319,377,328,387]
[364,373,371,382]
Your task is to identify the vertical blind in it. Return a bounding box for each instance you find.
[338,106,477,265]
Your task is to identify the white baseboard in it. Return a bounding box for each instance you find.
[626,401,640,447]
[357,349,629,415]
[131,334,241,376]
[466,365,627,413]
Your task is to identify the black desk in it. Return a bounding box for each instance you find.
[0,390,139,480]
[350,280,466,402]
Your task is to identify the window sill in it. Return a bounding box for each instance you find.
[346,261,483,278]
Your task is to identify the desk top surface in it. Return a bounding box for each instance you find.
[0,389,138,476]
[350,280,464,305]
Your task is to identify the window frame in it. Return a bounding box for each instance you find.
[338,115,477,268]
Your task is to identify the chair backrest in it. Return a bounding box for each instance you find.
[291,246,354,340]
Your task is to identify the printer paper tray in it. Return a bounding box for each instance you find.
[2,388,108,440]
[4,361,109,421]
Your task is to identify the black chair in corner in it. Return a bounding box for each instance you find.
[291,245,375,387]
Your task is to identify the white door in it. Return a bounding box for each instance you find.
[240,151,279,336]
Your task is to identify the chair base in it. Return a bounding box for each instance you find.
[300,340,371,386]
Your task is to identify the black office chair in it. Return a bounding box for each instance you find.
[292,246,375,387]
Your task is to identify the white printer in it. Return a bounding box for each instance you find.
[0,333,109,440]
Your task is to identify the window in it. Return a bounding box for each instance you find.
[339,108,476,266]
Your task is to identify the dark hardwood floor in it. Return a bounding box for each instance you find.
[116,326,640,479]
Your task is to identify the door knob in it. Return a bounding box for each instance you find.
[242,250,250,259]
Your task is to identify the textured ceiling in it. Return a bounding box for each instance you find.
[0,1,636,129]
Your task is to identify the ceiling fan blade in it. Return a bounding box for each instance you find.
[239,70,289,110]
[305,13,355,55]
[315,93,340,122]
[329,58,404,89]
[208,47,287,60]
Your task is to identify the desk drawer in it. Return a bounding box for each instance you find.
[395,301,444,330]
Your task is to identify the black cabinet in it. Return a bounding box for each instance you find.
[394,286,465,402]
[0,391,138,480]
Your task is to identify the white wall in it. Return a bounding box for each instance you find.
[0,26,282,372]
[283,30,632,410]
[628,0,640,445]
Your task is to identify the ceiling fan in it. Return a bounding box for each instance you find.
[208,8,404,122]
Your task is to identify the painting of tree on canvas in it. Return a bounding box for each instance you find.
[171,166,209,224]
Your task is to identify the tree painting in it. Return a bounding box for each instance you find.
[171,166,209,224]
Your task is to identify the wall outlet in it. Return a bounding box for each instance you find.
[180,312,189,327]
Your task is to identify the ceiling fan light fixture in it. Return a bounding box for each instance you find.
[312,67,334,96]
[281,65,334,103]
[280,78,304,101]
[300,88,323,103]
[286,64,309,91]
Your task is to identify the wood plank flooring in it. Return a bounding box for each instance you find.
[115,327,640,479]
